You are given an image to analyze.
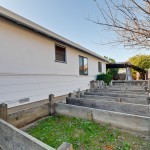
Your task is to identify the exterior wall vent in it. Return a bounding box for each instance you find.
[19,98,30,103]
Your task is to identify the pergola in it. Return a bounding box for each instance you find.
[106,62,146,80]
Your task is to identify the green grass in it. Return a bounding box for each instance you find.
[26,115,150,150]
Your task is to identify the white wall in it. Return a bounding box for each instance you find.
[0,18,106,107]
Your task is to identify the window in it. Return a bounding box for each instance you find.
[79,56,88,75]
[98,62,102,72]
[55,44,66,63]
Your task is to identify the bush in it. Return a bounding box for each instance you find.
[97,73,112,85]
[107,68,119,79]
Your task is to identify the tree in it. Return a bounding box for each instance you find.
[90,0,150,50]
[104,56,119,78]
[128,54,150,70]
[128,54,150,79]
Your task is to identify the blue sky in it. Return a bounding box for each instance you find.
[0,0,149,61]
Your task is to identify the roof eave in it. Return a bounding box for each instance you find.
[0,7,109,63]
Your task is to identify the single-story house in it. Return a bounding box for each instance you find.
[0,7,109,107]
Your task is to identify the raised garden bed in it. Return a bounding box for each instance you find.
[26,115,150,150]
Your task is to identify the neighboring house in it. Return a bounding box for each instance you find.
[0,7,109,107]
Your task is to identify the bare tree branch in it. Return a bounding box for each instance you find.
[91,0,150,50]
[131,0,150,15]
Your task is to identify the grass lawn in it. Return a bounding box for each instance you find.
[26,115,150,150]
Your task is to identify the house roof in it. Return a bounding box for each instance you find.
[0,6,109,63]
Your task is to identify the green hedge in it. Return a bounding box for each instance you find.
[97,73,112,85]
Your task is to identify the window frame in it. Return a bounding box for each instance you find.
[98,62,102,73]
[79,55,88,75]
[55,44,66,63]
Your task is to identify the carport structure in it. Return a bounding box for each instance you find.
[106,62,146,80]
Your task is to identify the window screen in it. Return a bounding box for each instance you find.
[98,62,102,72]
[55,45,66,62]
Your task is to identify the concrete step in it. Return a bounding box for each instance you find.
[66,97,150,117]
[81,95,148,105]
[84,92,148,99]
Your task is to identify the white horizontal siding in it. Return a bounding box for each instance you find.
[0,75,96,107]
[0,17,106,107]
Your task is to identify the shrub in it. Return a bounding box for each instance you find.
[97,73,112,85]
[107,68,119,79]
[104,56,119,80]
